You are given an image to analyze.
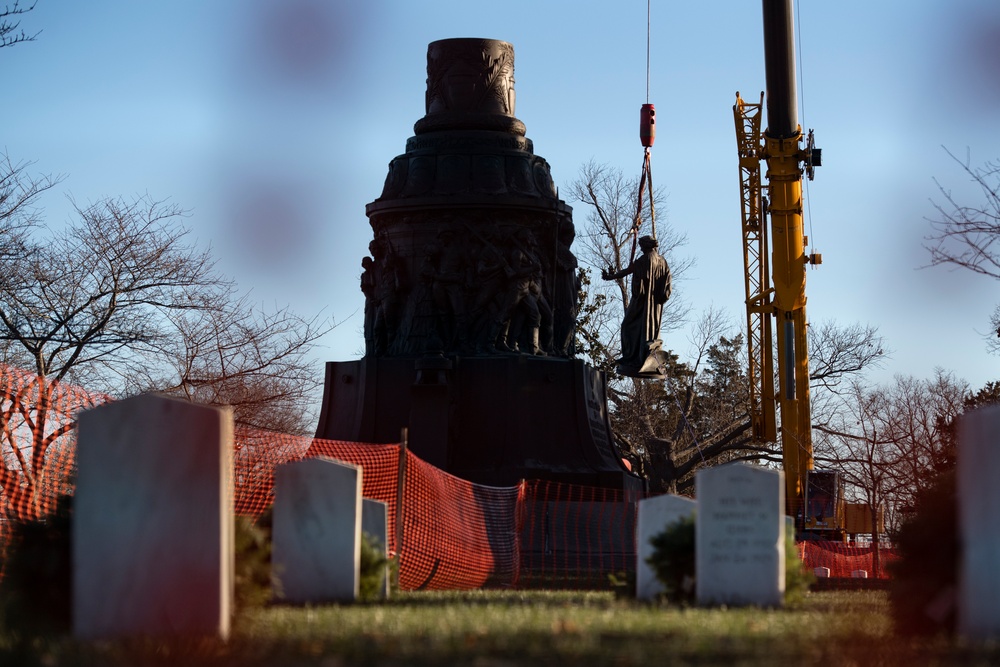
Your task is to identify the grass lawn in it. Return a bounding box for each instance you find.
[3,589,998,666]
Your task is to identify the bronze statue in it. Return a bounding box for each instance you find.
[602,235,671,376]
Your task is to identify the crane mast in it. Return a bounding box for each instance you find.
[735,0,821,527]
[734,93,776,446]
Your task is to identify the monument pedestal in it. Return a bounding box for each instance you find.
[315,355,641,492]
[321,39,643,496]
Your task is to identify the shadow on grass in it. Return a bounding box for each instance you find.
[6,591,1000,667]
[373,589,612,608]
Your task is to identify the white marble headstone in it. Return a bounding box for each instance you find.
[635,494,696,600]
[272,456,362,603]
[73,394,234,640]
[362,498,390,599]
[696,462,785,607]
[958,405,1000,640]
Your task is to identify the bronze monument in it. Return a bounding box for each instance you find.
[316,39,639,491]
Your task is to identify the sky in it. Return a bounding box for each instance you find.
[4,0,1000,414]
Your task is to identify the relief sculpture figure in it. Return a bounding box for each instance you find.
[370,237,405,355]
[497,230,547,355]
[361,256,377,355]
[470,229,512,353]
[552,220,580,356]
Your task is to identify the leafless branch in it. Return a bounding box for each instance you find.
[924,149,1000,280]
[0,1,39,49]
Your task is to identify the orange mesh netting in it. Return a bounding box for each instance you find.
[0,363,898,590]
[230,431,523,590]
[232,428,314,516]
[392,453,519,589]
[519,480,639,589]
[799,540,897,579]
[0,364,109,522]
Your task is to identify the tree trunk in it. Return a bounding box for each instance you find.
[871,504,881,578]
[647,435,678,495]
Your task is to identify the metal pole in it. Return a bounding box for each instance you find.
[394,427,408,590]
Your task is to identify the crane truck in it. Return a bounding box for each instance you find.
[733,0,876,540]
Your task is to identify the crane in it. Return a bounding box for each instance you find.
[734,0,841,537]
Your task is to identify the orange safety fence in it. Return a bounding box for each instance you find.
[519,480,638,589]
[234,434,522,590]
[799,540,897,580]
[232,428,314,517]
[305,439,522,590]
[0,365,110,522]
[0,363,897,590]
[389,452,519,590]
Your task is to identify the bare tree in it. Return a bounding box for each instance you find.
[926,151,1000,279]
[640,311,768,495]
[636,315,890,495]
[0,192,334,518]
[813,380,899,575]
[0,153,60,290]
[814,371,968,573]
[128,293,332,435]
[569,159,695,490]
[0,1,38,49]
[1,192,334,413]
[0,195,221,517]
[924,150,1000,351]
[569,159,692,362]
[808,320,886,394]
[808,319,888,433]
[881,370,968,513]
[0,195,222,387]
[570,160,889,494]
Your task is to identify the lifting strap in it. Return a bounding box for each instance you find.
[628,146,656,264]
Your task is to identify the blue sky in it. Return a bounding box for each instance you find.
[5,0,1000,407]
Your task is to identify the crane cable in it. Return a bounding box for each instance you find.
[795,0,817,262]
[645,0,651,104]
[636,1,700,464]
[629,0,656,264]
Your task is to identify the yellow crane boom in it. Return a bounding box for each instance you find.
[735,0,823,529]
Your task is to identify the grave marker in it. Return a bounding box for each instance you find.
[958,404,1000,640]
[73,394,233,640]
[272,456,362,603]
[362,498,390,599]
[636,494,696,600]
[696,462,785,607]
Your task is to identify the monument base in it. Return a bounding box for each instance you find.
[315,355,642,492]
